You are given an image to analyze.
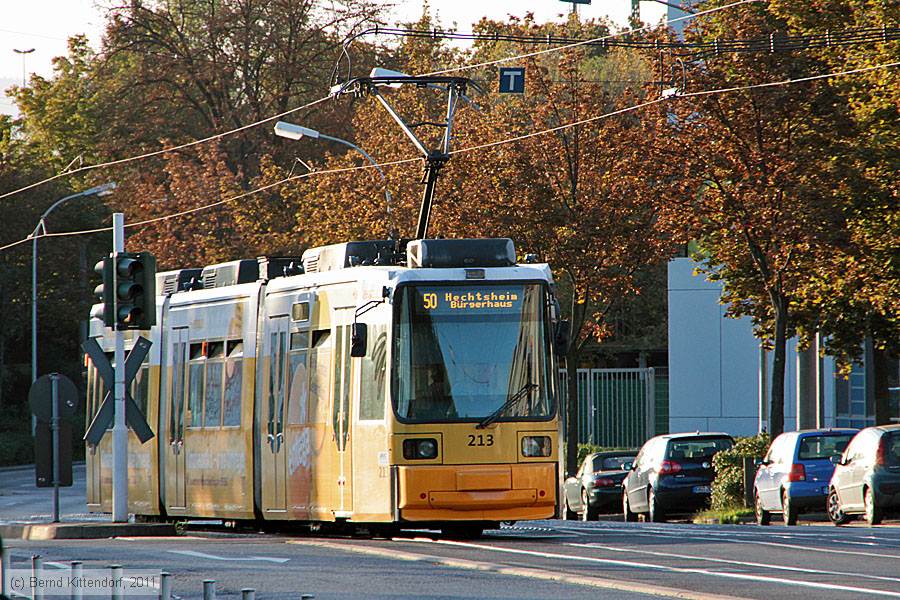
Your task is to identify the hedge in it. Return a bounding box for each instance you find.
[711,433,770,510]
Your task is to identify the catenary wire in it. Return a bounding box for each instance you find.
[419,0,765,76]
[0,95,334,202]
[1,60,896,254]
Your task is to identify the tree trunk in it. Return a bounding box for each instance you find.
[873,345,892,425]
[769,297,788,439]
[565,347,580,477]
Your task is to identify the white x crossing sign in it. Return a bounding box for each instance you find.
[82,336,155,445]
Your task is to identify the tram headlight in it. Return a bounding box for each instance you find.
[403,438,438,460]
[521,436,552,457]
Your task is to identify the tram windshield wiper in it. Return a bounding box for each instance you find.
[477,382,538,429]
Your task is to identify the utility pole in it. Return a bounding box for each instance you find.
[111,213,128,522]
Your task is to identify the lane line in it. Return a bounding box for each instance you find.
[291,539,742,600]
[429,539,900,597]
[571,542,900,585]
[556,526,900,559]
[167,550,289,563]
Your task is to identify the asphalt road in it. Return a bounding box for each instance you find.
[4,465,900,599]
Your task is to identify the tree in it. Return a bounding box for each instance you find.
[768,0,900,422]
[659,1,881,437]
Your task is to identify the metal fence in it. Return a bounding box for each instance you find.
[559,368,663,448]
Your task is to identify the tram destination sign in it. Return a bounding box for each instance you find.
[416,285,525,313]
[82,336,155,445]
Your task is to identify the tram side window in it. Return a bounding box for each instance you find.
[102,352,113,430]
[187,343,205,428]
[287,332,309,425]
[130,355,150,417]
[308,330,331,423]
[332,326,345,436]
[204,341,224,427]
[359,324,387,420]
[223,340,243,426]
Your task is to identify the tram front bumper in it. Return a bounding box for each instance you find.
[398,463,557,521]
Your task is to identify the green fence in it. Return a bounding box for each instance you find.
[559,368,668,448]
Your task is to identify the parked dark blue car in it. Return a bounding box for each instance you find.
[754,429,858,525]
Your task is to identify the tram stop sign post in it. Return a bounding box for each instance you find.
[28,373,79,522]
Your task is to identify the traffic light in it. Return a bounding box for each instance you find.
[114,252,156,330]
[91,252,156,330]
[92,256,114,327]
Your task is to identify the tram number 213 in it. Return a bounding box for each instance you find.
[467,434,494,447]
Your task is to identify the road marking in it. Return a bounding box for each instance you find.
[557,525,900,559]
[167,550,288,563]
[571,542,900,584]
[431,539,900,597]
[292,539,740,600]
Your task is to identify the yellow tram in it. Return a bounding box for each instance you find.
[85,238,563,534]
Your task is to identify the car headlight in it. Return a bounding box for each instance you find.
[522,436,551,457]
[403,438,438,460]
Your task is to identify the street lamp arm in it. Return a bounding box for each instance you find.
[319,134,385,179]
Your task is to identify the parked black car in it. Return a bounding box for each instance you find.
[623,432,734,522]
[563,451,638,520]
[828,424,900,526]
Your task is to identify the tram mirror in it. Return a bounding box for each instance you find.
[553,320,571,357]
[350,323,368,357]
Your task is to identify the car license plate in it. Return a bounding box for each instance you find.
[693,485,711,494]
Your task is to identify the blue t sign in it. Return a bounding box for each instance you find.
[499,67,525,94]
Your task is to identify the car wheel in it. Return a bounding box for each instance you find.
[782,490,798,526]
[755,493,771,526]
[564,494,578,520]
[648,488,665,523]
[827,487,849,526]
[581,489,597,521]
[623,490,637,522]
[865,487,883,526]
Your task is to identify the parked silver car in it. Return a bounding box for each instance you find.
[828,425,900,526]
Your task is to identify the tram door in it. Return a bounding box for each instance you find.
[262,316,289,513]
[332,310,354,515]
[165,327,188,510]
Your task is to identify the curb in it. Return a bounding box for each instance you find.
[0,522,176,540]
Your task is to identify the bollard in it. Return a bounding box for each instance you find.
[71,561,83,600]
[1,546,10,598]
[110,565,124,600]
[241,589,255,600]
[159,572,171,600]
[32,555,44,600]
[203,579,216,600]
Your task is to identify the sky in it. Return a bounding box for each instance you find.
[0,0,669,116]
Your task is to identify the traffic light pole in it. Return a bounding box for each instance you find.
[111,213,128,523]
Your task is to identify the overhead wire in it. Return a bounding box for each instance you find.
[419,0,765,76]
[2,60,895,255]
[0,0,760,204]
[0,95,334,202]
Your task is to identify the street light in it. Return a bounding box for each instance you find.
[30,182,117,411]
[13,48,35,87]
[274,121,393,220]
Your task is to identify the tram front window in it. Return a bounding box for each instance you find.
[394,283,553,423]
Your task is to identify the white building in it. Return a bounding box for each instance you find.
[667,257,881,436]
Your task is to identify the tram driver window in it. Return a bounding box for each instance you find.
[287,332,309,425]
